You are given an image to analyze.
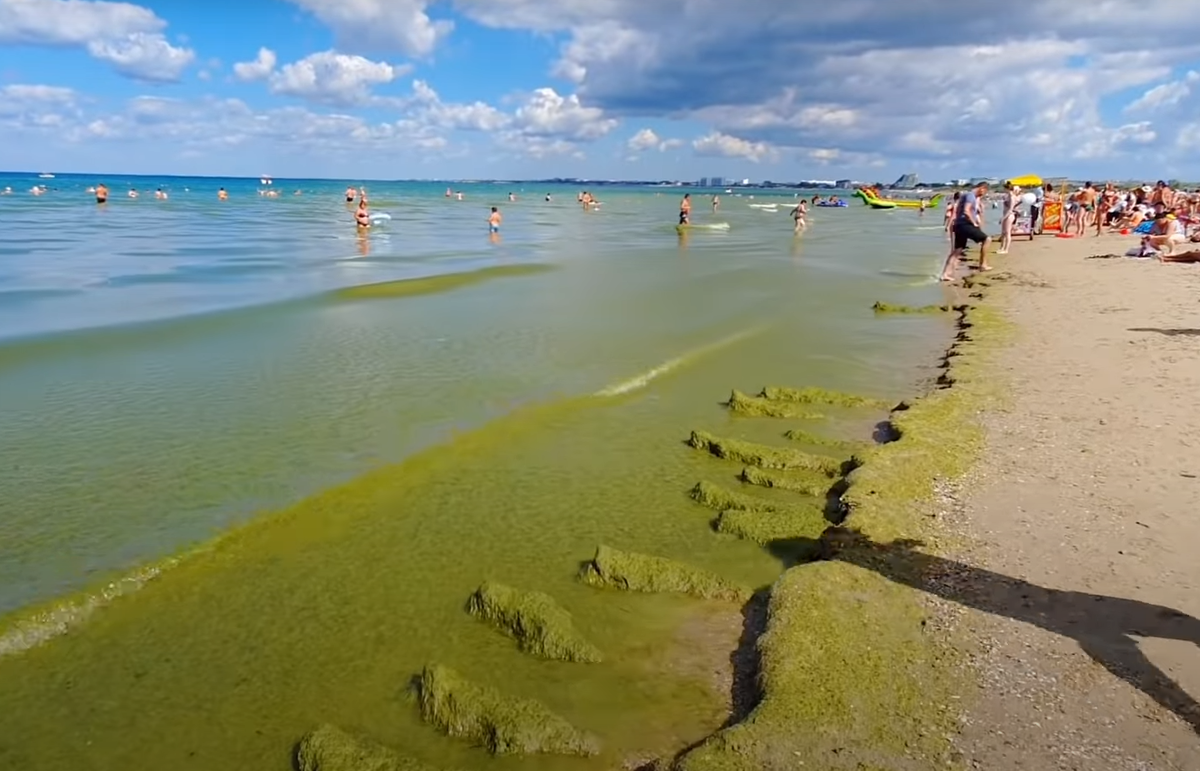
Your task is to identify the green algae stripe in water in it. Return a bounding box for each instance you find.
[297,724,452,771]
[465,582,602,663]
[759,386,888,409]
[689,480,787,513]
[725,389,824,419]
[579,545,748,602]
[416,664,599,756]
[677,303,1008,771]
[739,466,837,498]
[713,508,826,546]
[781,427,866,451]
[871,301,953,315]
[332,263,555,301]
[687,430,856,477]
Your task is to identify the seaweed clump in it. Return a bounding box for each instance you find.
[739,466,835,498]
[688,430,856,477]
[713,508,825,546]
[690,480,784,513]
[871,301,953,314]
[579,545,748,602]
[415,665,599,756]
[759,386,886,409]
[725,389,824,419]
[676,303,1009,770]
[296,724,446,771]
[466,583,601,663]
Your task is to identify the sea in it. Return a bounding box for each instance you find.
[0,171,958,770]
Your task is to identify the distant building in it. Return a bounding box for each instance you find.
[697,177,709,187]
[835,179,854,189]
[892,172,919,189]
[710,176,725,187]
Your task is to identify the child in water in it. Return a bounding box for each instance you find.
[488,207,502,234]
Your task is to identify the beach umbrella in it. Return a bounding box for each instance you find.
[1007,175,1043,187]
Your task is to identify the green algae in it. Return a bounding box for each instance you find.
[781,427,867,454]
[465,582,602,663]
[738,466,836,498]
[725,389,824,419]
[871,301,953,314]
[689,480,784,513]
[579,545,748,602]
[333,263,554,301]
[676,301,1010,770]
[297,724,448,771]
[415,664,599,756]
[687,430,855,476]
[713,508,826,546]
[760,386,887,409]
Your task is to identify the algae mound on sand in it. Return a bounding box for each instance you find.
[726,389,825,419]
[466,582,602,663]
[688,430,856,476]
[714,508,826,546]
[297,724,446,771]
[416,665,599,756]
[580,545,748,602]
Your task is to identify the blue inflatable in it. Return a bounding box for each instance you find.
[1134,221,1154,234]
[815,201,848,208]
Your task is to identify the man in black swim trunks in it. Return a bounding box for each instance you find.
[940,181,991,281]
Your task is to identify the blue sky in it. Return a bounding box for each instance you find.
[2,0,1200,181]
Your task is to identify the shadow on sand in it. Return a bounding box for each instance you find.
[1128,327,1200,338]
[767,527,1200,734]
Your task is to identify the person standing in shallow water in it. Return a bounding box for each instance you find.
[95,183,108,204]
[679,193,691,225]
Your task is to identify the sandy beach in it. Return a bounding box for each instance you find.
[946,234,1200,768]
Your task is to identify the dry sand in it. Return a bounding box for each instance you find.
[946,232,1200,769]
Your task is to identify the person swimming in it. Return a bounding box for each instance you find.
[155,187,168,200]
[345,186,356,202]
[355,194,371,229]
[218,187,228,201]
[127,188,138,199]
[488,206,502,234]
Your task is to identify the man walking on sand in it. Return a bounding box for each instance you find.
[940,181,992,282]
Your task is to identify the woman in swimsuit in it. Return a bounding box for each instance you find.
[355,195,371,229]
[998,182,1017,254]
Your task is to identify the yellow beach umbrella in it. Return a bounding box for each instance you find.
[1007,175,1042,187]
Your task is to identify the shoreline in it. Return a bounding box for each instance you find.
[669,275,1006,768]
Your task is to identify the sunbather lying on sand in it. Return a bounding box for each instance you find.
[1158,250,1200,263]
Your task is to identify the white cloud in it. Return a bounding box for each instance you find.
[0,0,194,82]
[443,0,1200,174]
[408,80,509,131]
[233,47,277,82]
[0,83,78,130]
[627,128,681,153]
[267,50,406,107]
[286,0,450,58]
[85,31,193,82]
[1126,71,1200,112]
[692,132,775,162]
[510,87,616,141]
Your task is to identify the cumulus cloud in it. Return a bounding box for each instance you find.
[232,47,277,82]
[627,128,681,153]
[0,0,194,82]
[267,50,407,107]
[407,80,509,131]
[444,0,1200,173]
[0,83,79,129]
[692,132,775,162]
[286,0,450,58]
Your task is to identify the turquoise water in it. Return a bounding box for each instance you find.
[0,172,957,770]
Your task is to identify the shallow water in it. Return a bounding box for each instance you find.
[0,173,956,769]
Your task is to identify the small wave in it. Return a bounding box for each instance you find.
[0,559,176,659]
[594,325,768,397]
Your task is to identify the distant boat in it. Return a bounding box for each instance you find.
[38,173,54,179]
[260,176,272,185]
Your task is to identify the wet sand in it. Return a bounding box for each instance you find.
[946,233,1200,768]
